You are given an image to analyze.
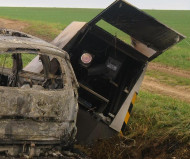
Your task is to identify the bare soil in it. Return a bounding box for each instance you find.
[0,18,59,42]
[142,63,190,103]
[0,18,28,31]
[148,63,190,79]
[142,76,190,103]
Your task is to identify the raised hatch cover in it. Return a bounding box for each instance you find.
[89,0,185,60]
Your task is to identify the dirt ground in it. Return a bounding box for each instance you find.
[148,63,190,79]
[0,18,28,31]
[142,63,190,103]
[142,76,190,103]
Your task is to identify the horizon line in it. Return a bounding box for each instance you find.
[0,6,189,11]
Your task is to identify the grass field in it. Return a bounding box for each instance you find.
[89,90,190,159]
[0,7,189,159]
[0,7,190,70]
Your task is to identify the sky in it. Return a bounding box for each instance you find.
[0,0,189,10]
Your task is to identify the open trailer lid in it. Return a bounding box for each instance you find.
[89,0,185,61]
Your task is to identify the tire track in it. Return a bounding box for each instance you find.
[148,63,190,79]
[142,76,190,103]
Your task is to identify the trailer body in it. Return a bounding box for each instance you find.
[51,0,185,143]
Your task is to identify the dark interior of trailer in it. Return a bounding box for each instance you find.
[66,25,147,117]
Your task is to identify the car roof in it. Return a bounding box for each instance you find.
[0,29,67,58]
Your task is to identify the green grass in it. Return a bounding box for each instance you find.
[0,7,102,25]
[128,90,190,142]
[0,8,189,70]
[87,91,190,159]
[146,70,190,87]
[22,54,37,66]
[23,21,64,41]
[0,54,13,68]
[0,53,36,68]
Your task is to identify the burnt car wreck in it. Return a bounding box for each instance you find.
[0,29,78,157]
[0,0,185,157]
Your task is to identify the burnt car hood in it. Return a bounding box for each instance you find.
[89,0,185,61]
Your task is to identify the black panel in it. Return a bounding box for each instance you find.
[76,108,116,144]
[89,0,185,55]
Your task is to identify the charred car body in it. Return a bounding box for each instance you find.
[0,0,185,157]
[0,29,78,156]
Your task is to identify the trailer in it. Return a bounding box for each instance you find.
[51,0,185,143]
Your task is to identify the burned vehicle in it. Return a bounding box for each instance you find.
[0,29,78,157]
[0,0,185,156]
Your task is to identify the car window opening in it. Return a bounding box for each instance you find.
[0,53,64,90]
